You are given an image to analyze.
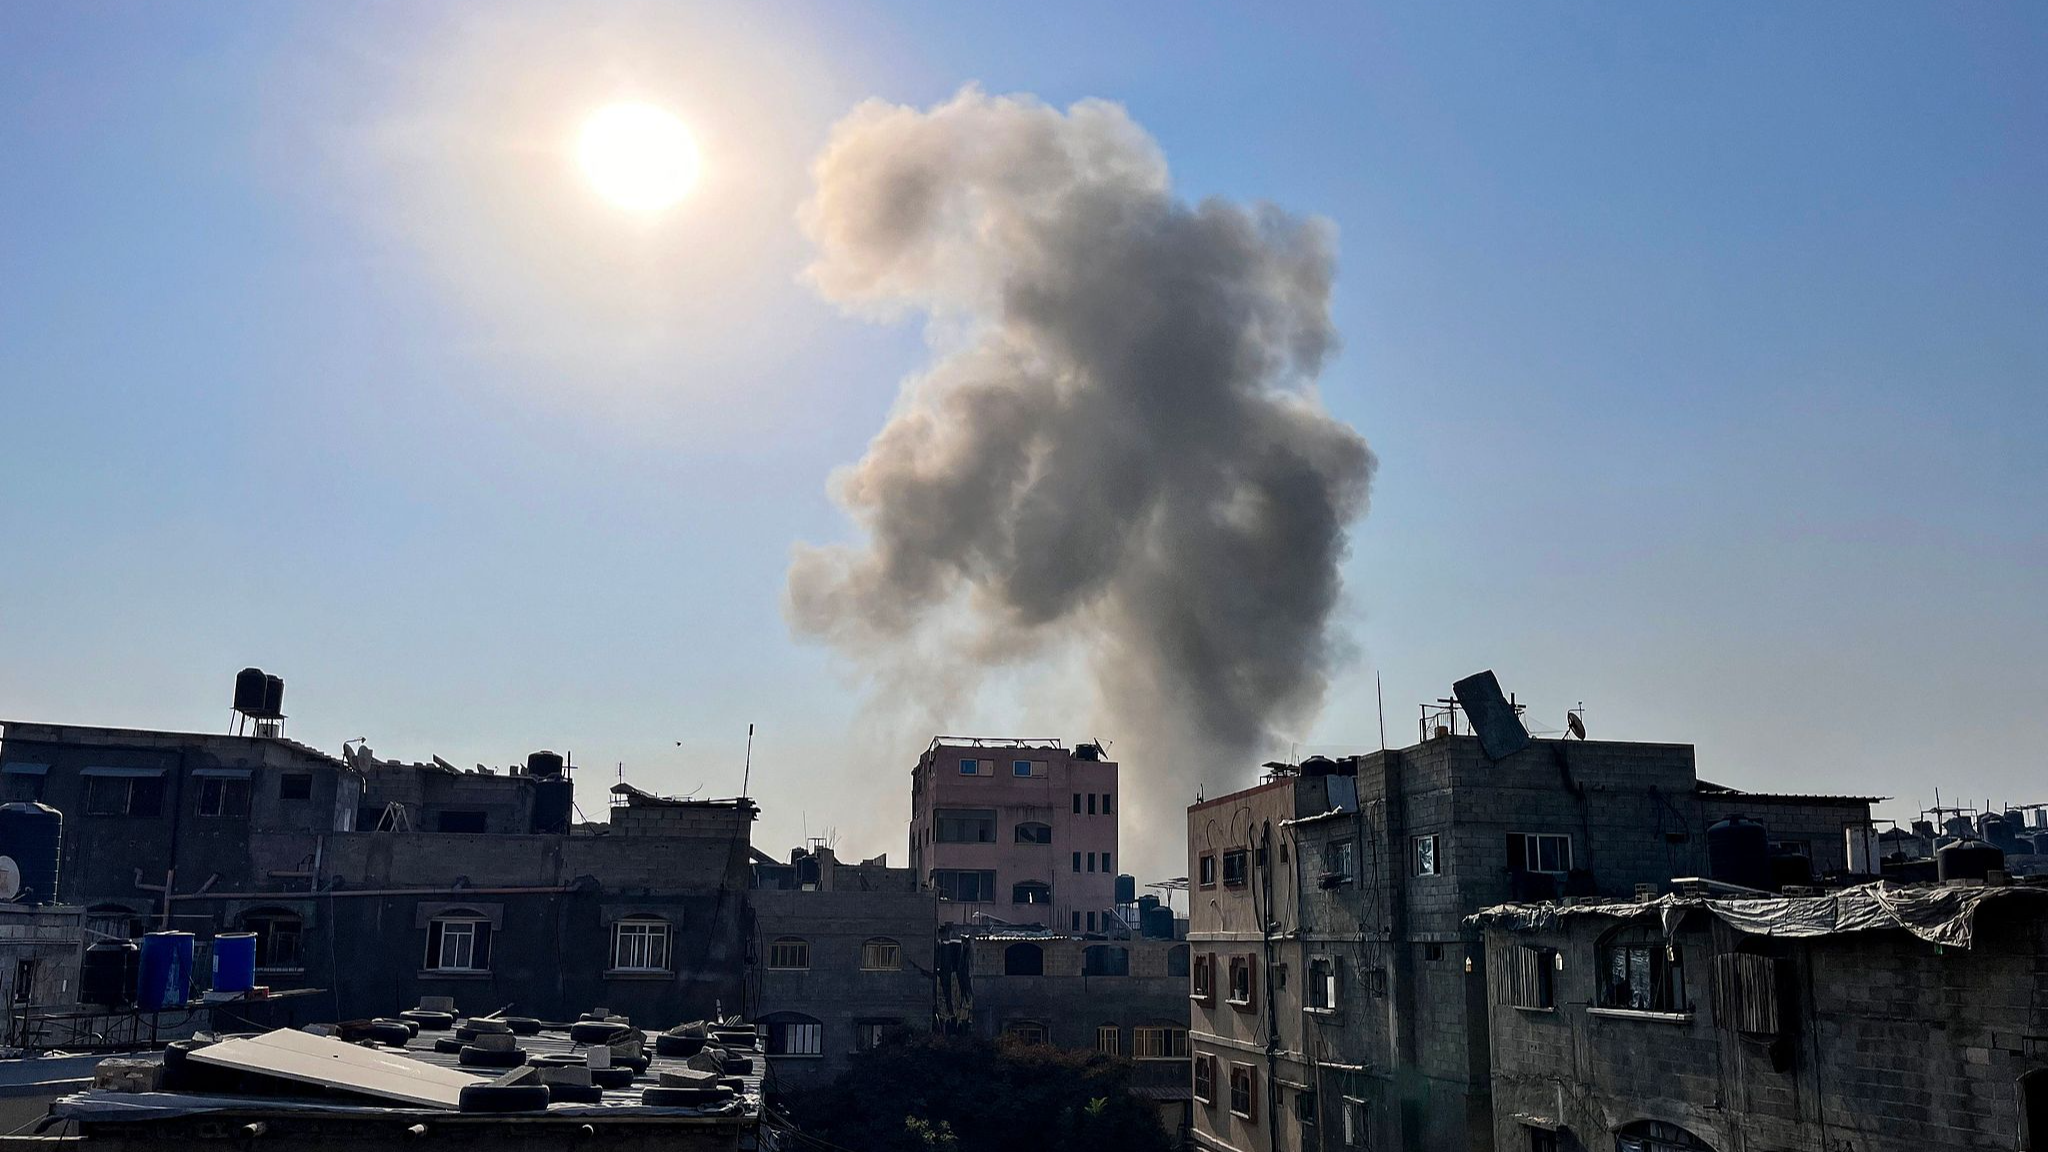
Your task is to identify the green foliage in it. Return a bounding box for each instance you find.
[789,1034,1172,1152]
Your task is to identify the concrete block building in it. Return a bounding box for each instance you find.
[1472,882,2048,1152]
[909,737,1121,933]
[1186,729,1878,1152]
[749,844,937,1089]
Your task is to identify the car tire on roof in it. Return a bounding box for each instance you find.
[458,1083,551,1113]
[458,1046,528,1068]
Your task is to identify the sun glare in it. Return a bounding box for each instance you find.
[579,103,700,212]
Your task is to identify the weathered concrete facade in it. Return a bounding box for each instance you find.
[749,845,936,1088]
[910,738,1121,933]
[1185,735,1878,1152]
[1474,885,2048,1151]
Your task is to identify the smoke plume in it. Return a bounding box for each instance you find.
[787,89,1375,845]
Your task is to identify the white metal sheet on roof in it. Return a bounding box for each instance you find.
[188,1029,473,1110]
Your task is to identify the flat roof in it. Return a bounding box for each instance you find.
[0,721,348,771]
[1696,780,1890,804]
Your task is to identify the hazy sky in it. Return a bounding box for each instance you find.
[3,3,2043,878]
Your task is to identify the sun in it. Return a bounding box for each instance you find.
[578,103,700,212]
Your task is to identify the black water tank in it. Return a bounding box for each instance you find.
[0,803,62,904]
[531,778,573,835]
[1114,874,1136,905]
[527,751,565,778]
[261,675,285,717]
[1768,852,1813,890]
[1300,755,1338,776]
[1136,893,1160,915]
[233,668,267,714]
[1142,906,1174,940]
[81,940,139,1007]
[1938,838,2004,882]
[1073,743,1102,762]
[1707,816,1772,891]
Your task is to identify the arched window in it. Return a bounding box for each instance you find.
[1597,923,1687,1013]
[1003,1020,1047,1045]
[1167,943,1190,978]
[238,907,304,970]
[424,909,491,972]
[860,937,901,971]
[759,1012,823,1057]
[1614,1119,1714,1151]
[610,916,671,972]
[1015,822,1052,844]
[1004,942,1043,976]
[1012,881,1052,906]
[2021,1070,2048,1152]
[767,937,810,970]
[1083,944,1130,976]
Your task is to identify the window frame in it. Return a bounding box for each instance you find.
[1413,833,1441,876]
[1222,848,1249,888]
[1506,831,1574,876]
[1015,821,1053,845]
[1198,852,1217,888]
[860,937,902,971]
[932,869,998,903]
[1095,1024,1119,1055]
[1012,881,1052,906]
[1003,1020,1048,1045]
[424,914,491,973]
[767,936,811,971]
[1307,954,1340,1012]
[934,809,997,844]
[196,777,251,818]
[1229,1063,1257,1120]
[609,917,672,973]
[1192,952,1216,1003]
[1193,1054,1216,1105]
[1134,1025,1187,1059]
[1509,945,1556,1011]
[1227,954,1257,1009]
[1324,838,1355,883]
[765,1016,824,1057]
[240,908,304,971]
[1596,926,1689,1015]
[278,772,314,801]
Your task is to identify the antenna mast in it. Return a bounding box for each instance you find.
[742,723,755,799]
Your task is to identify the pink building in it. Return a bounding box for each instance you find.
[907,737,1121,933]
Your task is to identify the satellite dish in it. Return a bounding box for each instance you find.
[0,857,22,901]
[1567,712,1587,740]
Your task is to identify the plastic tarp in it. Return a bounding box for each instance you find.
[1467,880,2048,950]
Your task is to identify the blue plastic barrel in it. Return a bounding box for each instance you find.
[212,932,257,992]
[138,931,194,1010]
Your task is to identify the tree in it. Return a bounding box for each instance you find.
[788,1033,1172,1152]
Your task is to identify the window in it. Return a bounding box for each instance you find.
[1004,942,1044,975]
[1508,946,1555,1010]
[1095,1025,1119,1055]
[1307,956,1339,1011]
[854,1020,901,1051]
[1072,911,1082,930]
[2021,1069,2048,1152]
[861,937,901,971]
[1506,832,1573,875]
[196,777,251,818]
[1073,793,1082,814]
[1101,851,1113,873]
[1198,853,1217,888]
[240,908,304,970]
[12,959,34,1005]
[1229,1063,1257,1120]
[1013,881,1051,906]
[1087,911,1097,931]
[1014,759,1032,777]
[84,775,164,817]
[3,772,45,803]
[767,936,810,970]
[1295,1089,1318,1128]
[1003,1020,1048,1045]
[424,913,491,972]
[1323,839,1355,883]
[1528,1126,1559,1152]
[932,869,997,902]
[1274,963,1288,990]
[1413,834,1441,876]
[1711,951,1783,1033]
[1086,852,1097,873]
[278,773,313,801]
[1222,849,1248,887]
[1016,822,1052,844]
[1073,851,1083,873]
[1425,943,1445,962]
[1341,1098,1367,1147]
[1598,926,1688,1013]
[611,917,671,971]
[1103,792,1114,814]
[764,1014,823,1056]
[935,809,996,843]
[1083,945,1129,976]
[1193,1054,1216,1104]
[1168,944,1190,978]
[1227,954,1256,1007]
[1088,793,1097,815]
[436,810,486,833]
[958,758,980,775]
[1134,1026,1187,1059]
[1192,953,1215,1001]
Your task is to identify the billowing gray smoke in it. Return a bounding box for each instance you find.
[788,89,1375,832]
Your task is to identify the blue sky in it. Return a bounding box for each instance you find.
[3,3,2043,874]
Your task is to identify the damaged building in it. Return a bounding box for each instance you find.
[1185,673,1878,1152]
[1472,879,2048,1151]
